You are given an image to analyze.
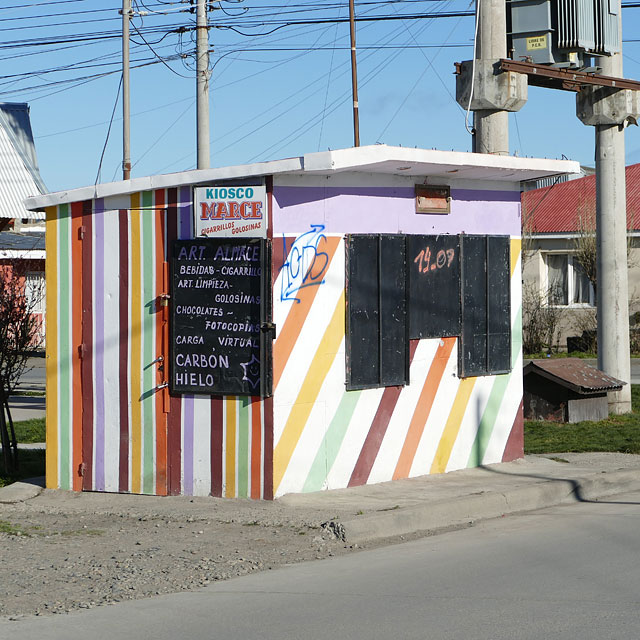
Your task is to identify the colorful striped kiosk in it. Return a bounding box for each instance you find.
[26,146,578,499]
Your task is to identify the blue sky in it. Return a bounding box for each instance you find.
[3,0,640,193]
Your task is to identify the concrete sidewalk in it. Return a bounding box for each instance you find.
[2,452,640,544]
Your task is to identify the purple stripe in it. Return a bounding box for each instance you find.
[452,188,521,203]
[179,186,192,238]
[271,185,521,236]
[183,395,195,495]
[94,198,105,490]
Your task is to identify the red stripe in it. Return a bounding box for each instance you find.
[262,395,274,500]
[266,175,273,240]
[81,200,94,491]
[271,236,287,289]
[166,188,182,495]
[118,210,130,492]
[502,399,524,462]
[348,341,419,488]
[210,397,224,497]
[250,396,262,500]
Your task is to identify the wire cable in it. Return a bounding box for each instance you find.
[464,0,480,135]
[95,75,123,185]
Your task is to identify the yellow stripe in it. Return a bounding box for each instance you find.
[430,377,477,474]
[510,238,521,278]
[130,197,142,493]
[273,291,345,493]
[45,206,59,489]
[225,397,237,497]
[430,237,519,476]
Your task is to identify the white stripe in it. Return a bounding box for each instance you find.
[102,210,122,492]
[192,396,212,497]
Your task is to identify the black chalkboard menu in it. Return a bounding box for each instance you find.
[170,238,272,397]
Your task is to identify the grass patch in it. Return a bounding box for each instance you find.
[0,449,45,488]
[0,520,25,536]
[524,351,597,360]
[524,384,640,454]
[11,417,45,443]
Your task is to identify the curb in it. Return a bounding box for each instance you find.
[0,478,45,504]
[339,468,640,544]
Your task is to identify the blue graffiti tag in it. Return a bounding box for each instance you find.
[280,224,329,303]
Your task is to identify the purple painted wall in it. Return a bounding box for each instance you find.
[272,186,521,236]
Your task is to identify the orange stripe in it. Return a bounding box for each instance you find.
[250,396,262,499]
[154,190,168,495]
[393,337,455,480]
[70,202,84,491]
[273,236,340,390]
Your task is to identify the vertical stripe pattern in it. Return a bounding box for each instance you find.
[47,189,271,498]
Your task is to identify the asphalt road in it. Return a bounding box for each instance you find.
[4,490,640,639]
[7,356,45,422]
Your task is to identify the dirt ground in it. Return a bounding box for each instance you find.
[0,489,366,620]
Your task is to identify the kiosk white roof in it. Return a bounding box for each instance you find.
[25,144,580,211]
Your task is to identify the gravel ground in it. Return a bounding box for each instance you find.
[5,452,640,620]
[0,490,366,620]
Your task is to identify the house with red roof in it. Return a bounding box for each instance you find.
[521,164,640,351]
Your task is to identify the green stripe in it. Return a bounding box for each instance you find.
[237,398,250,498]
[302,390,362,493]
[58,204,72,491]
[142,191,155,494]
[467,306,523,467]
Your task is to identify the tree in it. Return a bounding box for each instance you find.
[0,265,43,475]
[522,282,562,354]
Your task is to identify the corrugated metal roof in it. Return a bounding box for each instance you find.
[0,103,46,221]
[522,163,640,234]
[523,358,625,394]
[0,231,44,251]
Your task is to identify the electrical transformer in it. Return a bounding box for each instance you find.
[508,0,620,66]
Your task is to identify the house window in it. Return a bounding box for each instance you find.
[546,254,594,306]
[25,271,45,313]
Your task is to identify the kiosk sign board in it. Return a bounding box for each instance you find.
[170,238,272,397]
[194,185,267,238]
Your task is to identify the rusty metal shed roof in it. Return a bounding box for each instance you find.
[523,358,625,395]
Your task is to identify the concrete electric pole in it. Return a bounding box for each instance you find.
[122,0,132,180]
[455,0,527,155]
[577,2,636,413]
[473,0,508,154]
[196,0,211,169]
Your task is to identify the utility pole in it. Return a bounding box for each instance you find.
[455,0,526,154]
[577,1,633,413]
[196,0,211,169]
[473,0,508,154]
[349,0,360,147]
[122,0,132,180]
